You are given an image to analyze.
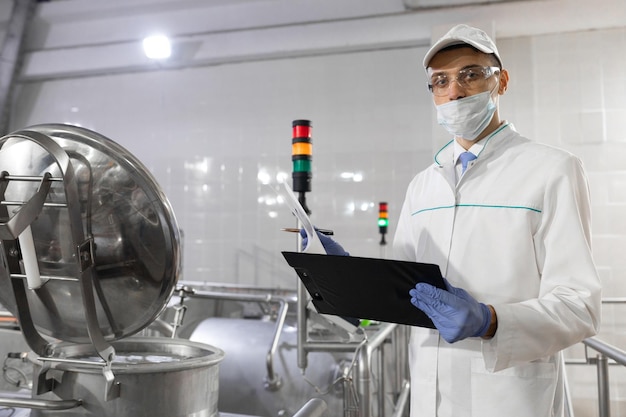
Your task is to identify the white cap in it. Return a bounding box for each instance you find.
[423,24,501,68]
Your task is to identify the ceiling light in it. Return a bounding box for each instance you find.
[142,35,172,59]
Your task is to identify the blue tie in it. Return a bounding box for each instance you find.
[459,151,477,174]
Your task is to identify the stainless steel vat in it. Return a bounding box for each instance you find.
[28,337,224,417]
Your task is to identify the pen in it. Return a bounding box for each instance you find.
[281,227,334,236]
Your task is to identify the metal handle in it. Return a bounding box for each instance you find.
[0,395,82,410]
[0,130,117,394]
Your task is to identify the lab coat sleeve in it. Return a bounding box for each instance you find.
[482,154,602,372]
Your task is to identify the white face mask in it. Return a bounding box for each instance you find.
[436,89,497,140]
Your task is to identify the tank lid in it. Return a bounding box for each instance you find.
[0,124,181,345]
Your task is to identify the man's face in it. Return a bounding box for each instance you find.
[426,47,501,106]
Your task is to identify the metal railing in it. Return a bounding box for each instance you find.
[579,337,626,417]
[565,297,626,417]
[565,337,626,417]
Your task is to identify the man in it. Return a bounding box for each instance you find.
[313,24,601,416]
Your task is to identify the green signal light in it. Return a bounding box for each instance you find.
[378,218,388,227]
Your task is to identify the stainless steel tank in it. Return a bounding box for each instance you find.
[27,337,223,417]
[0,124,224,417]
[190,316,348,417]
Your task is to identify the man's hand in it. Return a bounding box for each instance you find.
[409,279,491,343]
[300,229,349,256]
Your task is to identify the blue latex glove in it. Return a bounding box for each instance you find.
[409,279,491,343]
[300,228,349,256]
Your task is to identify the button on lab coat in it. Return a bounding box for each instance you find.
[393,123,601,417]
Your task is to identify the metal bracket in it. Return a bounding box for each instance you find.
[102,361,121,401]
[34,360,54,395]
[37,356,121,401]
[77,238,94,272]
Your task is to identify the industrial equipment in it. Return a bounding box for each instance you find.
[0,124,223,417]
[0,123,410,417]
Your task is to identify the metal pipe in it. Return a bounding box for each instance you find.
[0,396,82,410]
[302,341,363,352]
[391,380,411,417]
[596,354,610,417]
[601,298,626,304]
[292,398,328,417]
[371,324,399,417]
[377,342,385,417]
[393,326,402,393]
[265,299,288,390]
[178,280,297,295]
[185,287,292,391]
[10,273,78,282]
[393,325,409,395]
[1,201,68,207]
[297,279,308,370]
[297,219,308,371]
[37,357,107,368]
[564,358,592,365]
[188,288,296,304]
[3,174,64,182]
[342,360,358,417]
[357,345,371,417]
[148,318,175,338]
[354,323,398,417]
[366,323,397,353]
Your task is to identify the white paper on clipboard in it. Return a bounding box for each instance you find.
[277,182,326,254]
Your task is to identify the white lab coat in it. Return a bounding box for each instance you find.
[393,123,601,417]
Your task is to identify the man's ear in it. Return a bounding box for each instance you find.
[498,69,510,95]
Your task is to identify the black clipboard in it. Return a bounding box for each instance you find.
[282,251,445,328]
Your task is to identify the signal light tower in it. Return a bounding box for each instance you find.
[291,120,313,214]
[378,202,388,245]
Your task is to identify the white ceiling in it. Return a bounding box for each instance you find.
[2,0,624,81]
[0,0,622,47]
[27,0,624,40]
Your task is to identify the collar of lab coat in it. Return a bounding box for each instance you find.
[434,122,513,168]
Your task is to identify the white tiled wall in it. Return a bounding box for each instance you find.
[11,46,433,287]
[6,17,626,415]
